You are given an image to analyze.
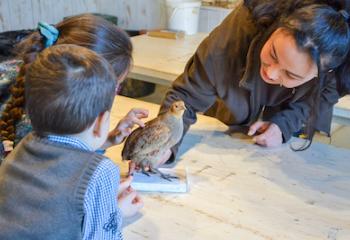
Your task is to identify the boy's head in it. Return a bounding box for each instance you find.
[25,44,116,138]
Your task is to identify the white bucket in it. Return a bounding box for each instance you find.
[165,0,201,35]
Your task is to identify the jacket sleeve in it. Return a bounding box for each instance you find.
[268,97,312,142]
[314,73,339,134]
[268,76,339,142]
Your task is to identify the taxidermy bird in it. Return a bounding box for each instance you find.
[122,100,186,181]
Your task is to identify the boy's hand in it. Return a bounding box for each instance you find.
[118,176,143,218]
[103,108,149,148]
[248,121,282,147]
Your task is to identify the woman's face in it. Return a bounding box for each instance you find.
[260,28,318,88]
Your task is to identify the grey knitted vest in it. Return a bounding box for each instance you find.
[0,133,105,240]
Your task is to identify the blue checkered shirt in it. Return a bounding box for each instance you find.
[47,135,123,240]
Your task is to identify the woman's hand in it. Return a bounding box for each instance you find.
[248,121,282,147]
[103,108,149,149]
[118,176,143,218]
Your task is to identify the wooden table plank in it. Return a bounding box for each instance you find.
[130,33,208,86]
[106,96,350,240]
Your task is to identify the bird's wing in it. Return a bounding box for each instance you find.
[122,120,171,159]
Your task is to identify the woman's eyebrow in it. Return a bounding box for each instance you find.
[286,70,303,80]
[273,43,303,80]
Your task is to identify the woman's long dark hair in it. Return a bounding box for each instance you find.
[245,0,350,149]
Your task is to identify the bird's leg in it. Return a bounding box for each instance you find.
[140,160,157,177]
[141,165,151,177]
[148,167,158,175]
[150,167,179,182]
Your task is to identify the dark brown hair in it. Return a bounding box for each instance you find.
[25,44,116,135]
[245,0,350,71]
[0,14,132,143]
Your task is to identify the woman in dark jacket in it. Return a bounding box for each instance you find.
[156,0,350,164]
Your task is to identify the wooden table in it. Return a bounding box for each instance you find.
[107,96,350,240]
[333,95,350,125]
[129,33,208,86]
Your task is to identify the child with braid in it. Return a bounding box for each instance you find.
[0,14,137,163]
[0,44,144,239]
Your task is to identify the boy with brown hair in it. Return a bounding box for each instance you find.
[0,44,145,239]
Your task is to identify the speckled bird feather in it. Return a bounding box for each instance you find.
[122,107,184,167]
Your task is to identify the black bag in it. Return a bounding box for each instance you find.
[0,30,33,61]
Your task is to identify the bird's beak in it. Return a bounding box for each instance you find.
[181,105,187,111]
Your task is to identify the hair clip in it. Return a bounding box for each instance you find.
[38,22,59,48]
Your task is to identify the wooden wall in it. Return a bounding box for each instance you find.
[0,0,230,32]
[0,0,167,32]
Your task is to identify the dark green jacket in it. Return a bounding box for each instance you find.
[160,3,337,160]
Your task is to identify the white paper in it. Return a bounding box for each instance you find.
[131,168,188,193]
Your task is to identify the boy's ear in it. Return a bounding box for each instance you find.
[93,111,109,137]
